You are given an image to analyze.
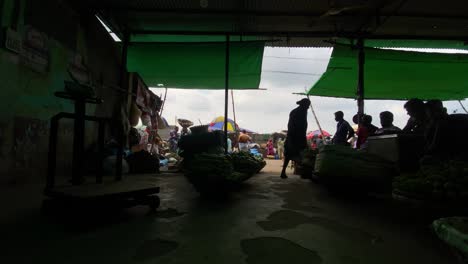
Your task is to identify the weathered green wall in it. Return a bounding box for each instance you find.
[0,0,122,185]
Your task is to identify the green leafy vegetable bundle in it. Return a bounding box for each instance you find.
[230,152,266,175]
[184,153,233,193]
[393,157,468,200]
[183,151,266,194]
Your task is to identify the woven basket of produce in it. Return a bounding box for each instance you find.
[190,125,209,134]
[178,131,224,159]
[184,151,266,195]
[177,118,194,128]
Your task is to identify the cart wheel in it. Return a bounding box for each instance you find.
[149,195,160,211]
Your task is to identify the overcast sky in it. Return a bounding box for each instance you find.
[150,47,468,135]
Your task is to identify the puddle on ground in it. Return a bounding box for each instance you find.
[245,194,270,200]
[241,237,322,264]
[133,238,178,261]
[338,255,361,264]
[257,210,312,231]
[257,210,381,243]
[155,208,186,219]
[282,200,324,213]
[278,185,325,213]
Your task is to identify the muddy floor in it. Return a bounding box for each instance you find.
[0,160,457,264]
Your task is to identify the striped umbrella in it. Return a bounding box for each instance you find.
[307,130,331,139]
[208,116,238,132]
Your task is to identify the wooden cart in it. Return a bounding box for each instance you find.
[44,91,160,213]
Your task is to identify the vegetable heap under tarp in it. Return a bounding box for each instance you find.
[184,151,266,194]
[393,157,468,201]
[298,149,319,179]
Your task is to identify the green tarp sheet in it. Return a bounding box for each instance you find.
[309,46,468,100]
[127,42,265,89]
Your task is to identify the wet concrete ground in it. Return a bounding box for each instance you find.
[0,160,458,264]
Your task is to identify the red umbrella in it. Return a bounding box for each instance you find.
[307,130,331,139]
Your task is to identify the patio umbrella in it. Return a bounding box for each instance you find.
[307,130,331,139]
[209,116,239,132]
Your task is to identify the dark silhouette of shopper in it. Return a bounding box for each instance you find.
[403,98,427,134]
[281,98,310,179]
[332,111,354,145]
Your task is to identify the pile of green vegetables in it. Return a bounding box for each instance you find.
[299,149,319,178]
[184,153,233,192]
[393,157,468,200]
[184,151,266,193]
[230,152,266,176]
[302,149,319,167]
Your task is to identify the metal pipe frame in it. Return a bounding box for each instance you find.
[46,112,115,191]
[357,38,365,120]
[128,30,468,41]
[224,34,230,154]
[100,7,468,21]
[116,31,130,181]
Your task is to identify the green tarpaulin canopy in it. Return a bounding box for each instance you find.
[127,41,265,89]
[308,45,468,100]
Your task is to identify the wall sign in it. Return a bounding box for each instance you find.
[4,28,22,54]
[21,26,50,73]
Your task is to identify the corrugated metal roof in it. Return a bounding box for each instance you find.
[69,0,468,47]
[263,37,334,48]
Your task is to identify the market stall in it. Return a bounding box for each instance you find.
[306,42,468,201]
[126,39,266,155]
[60,0,468,200]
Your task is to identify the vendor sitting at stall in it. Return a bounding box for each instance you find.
[238,130,251,152]
[403,98,427,134]
[425,100,448,150]
[375,111,401,135]
[126,128,160,174]
[226,137,233,153]
[424,100,468,158]
[181,126,191,136]
[356,114,378,149]
[169,126,180,153]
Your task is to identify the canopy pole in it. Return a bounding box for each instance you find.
[307,95,324,138]
[304,87,324,138]
[231,89,239,150]
[356,38,365,119]
[224,34,230,154]
[159,87,168,117]
[231,90,237,128]
[116,31,130,181]
[459,100,468,114]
